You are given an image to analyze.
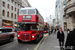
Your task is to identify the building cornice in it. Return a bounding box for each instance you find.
[64,2,75,12]
[14,0,22,6]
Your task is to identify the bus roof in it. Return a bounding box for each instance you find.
[20,7,36,10]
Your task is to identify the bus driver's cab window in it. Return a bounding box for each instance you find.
[18,24,30,31]
[31,25,38,30]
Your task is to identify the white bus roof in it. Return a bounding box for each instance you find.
[20,7,36,10]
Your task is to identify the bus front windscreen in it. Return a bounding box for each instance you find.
[18,24,30,31]
[31,25,38,30]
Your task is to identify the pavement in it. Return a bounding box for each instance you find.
[38,31,67,50]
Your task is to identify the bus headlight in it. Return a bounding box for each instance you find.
[32,35,34,38]
[18,35,20,37]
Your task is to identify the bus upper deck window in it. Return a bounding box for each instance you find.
[19,10,26,15]
[28,10,35,14]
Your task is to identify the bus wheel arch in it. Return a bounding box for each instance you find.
[34,34,39,43]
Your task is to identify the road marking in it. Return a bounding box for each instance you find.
[27,49,29,50]
[44,33,48,37]
[42,42,45,44]
[34,34,48,50]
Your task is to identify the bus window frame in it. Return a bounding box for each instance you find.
[28,9,36,15]
[19,9,36,15]
[30,25,39,30]
[19,10,27,15]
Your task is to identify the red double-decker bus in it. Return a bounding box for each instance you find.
[43,22,50,33]
[17,7,44,43]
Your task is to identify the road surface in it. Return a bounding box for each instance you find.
[0,34,48,50]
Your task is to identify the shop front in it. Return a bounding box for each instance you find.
[2,20,13,28]
[64,22,67,31]
[14,22,18,32]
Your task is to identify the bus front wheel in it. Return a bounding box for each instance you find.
[34,36,39,43]
[17,39,22,43]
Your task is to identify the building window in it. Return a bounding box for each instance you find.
[8,0,10,1]
[7,12,9,17]
[63,1,66,5]
[3,2,5,7]
[11,0,14,3]
[15,14,16,19]
[15,8,16,11]
[7,4,10,9]
[2,10,5,16]
[15,2,16,5]
[11,6,13,10]
[18,4,19,6]
[18,9,19,16]
[23,6,24,8]
[11,13,13,18]
[68,0,71,2]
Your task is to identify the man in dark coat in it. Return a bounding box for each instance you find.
[65,29,75,50]
[54,28,56,34]
[57,28,65,49]
[51,28,53,34]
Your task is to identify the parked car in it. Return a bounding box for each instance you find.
[0,27,15,43]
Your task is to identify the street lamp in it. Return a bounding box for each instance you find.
[50,15,52,29]
[50,15,51,25]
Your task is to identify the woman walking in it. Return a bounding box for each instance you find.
[67,29,70,34]
[57,28,65,50]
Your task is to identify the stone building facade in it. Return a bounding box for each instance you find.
[55,0,61,29]
[55,0,68,31]
[0,0,31,27]
[64,0,75,30]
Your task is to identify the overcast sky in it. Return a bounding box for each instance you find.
[28,0,56,22]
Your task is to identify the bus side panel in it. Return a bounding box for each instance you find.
[18,15,23,22]
[36,15,44,25]
[31,15,37,22]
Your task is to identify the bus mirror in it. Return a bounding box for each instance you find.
[37,25,39,28]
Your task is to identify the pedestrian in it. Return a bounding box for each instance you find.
[51,28,52,34]
[49,29,50,36]
[57,27,65,50]
[53,28,55,33]
[54,28,56,34]
[50,28,52,34]
[51,28,53,34]
[65,28,75,50]
[67,29,70,34]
